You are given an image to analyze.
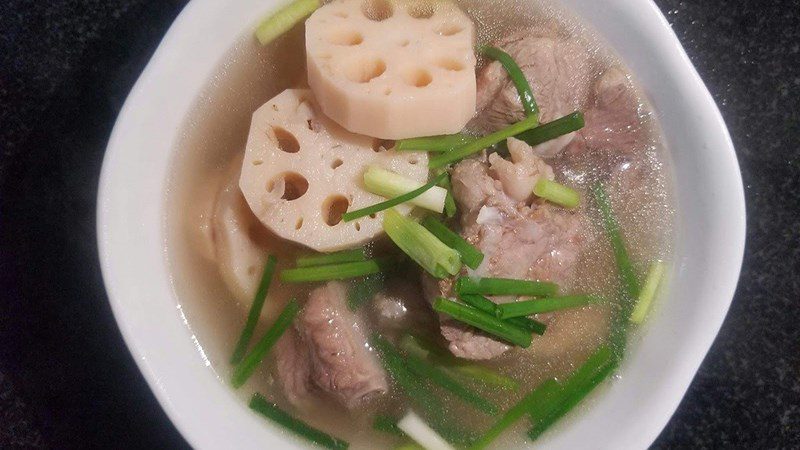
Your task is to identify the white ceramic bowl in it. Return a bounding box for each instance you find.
[97,0,746,448]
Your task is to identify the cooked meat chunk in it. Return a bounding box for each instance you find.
[276,281,388,409]
[489,137,554,202]
[274,328,314,407]
[471,28,596,134]
[426,149,585,360]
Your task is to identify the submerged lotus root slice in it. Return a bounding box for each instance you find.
[305,0,477,139]
[240,88,428,252]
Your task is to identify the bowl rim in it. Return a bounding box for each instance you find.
[97,0,745,449]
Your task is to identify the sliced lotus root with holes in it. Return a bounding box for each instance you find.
[240,89,428,252]
[305,0,477,139]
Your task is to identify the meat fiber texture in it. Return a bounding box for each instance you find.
[274,282,388,409]
[472,28,650,163]
[424,141,586,360]
[306,0,477,139]
[240,88,427,252]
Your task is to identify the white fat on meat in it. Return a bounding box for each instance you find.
[488,137,554,202]
[275,282,388,409]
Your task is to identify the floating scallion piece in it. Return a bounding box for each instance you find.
[496,295,599,318]
[399,335,519,390]
[528,344,618,440]
[592,183,640,301]
[383,209,461,278]
[429,115,540,169]
[232,299,300,388]
[469,379,561,450]
[437,171,458,218]
[347,273,385,311]
[433,298,532,348]
[398,411,456,450]
[533,178,580,209]
[405,353,499,415]
[455,276,558,297]
[515,111,585,147]
[459,294,546,336]
[280,257,396,283]
[421,216,484,270]
[343,170,448,222]
[373,415,407,438]
[296,248,366,268]
[249,393,349,450]
[630,261,666,324]
[396,133,477,152]
[254,0,320,46]
[479,45,538,116]
[230,255,278,365]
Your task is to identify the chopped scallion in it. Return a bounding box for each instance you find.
[280,257,396,283]
[373,415,407,438]
[437,171,458,218]
[533,178,580,209]
[455,276,558,297]
[383,209,461,279]
[405,353,498,415]
[230,255,278,365]
[592,183,640,301]
[343,170,447,222]
[296,248,366,268]
[398,411,456,450]
[254,0,320,46]
[232,299,300,388]
[469,379,561,450]
[479,46,538,116]
[433,297,532,348]
[630,261,666,324]
[496,295,599,318]
[459,294,546,336]
[421,216,484,270]
[515,111,585,147]
[429,115,540,169]
[249,393,349,450]
[396,133,477,152]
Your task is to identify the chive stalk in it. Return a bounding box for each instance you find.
[363,167,448,214]
[429,115,540,169]
[533,178,580,209]
[469,379,561,450]
[280,257,396,283]
[630,261,666,324]
[396,133,477,152]
[479,46,538,116]
[459,294,547,336]
[437,171,458,218]
[496,295,599,318]
[230,255,278,365]
[296,248,366,268]
[254,0,320,46]
[347,273,385,311]
[249,394,349,449]
[433,298,532,348]
[592,183,640,301]
[383,209,461,278]
[514,111,585,147]
[455,276,558,297]
[232,299,300,388]
[373,415,407,438]
[527,345,618,440]
[405,354,499,415]
[421,216,484,270]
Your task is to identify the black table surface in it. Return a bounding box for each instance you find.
[1,0,798,448]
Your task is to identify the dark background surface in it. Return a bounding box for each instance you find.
[0,0,798,448]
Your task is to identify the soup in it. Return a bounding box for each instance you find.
[166,0,674,448]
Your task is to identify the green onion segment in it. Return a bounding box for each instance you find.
[396,133,478,152]
[479,45,539,116]
[421,216,484,270]
[296,248,366,268]
[533,178,581,209]
[496,295,599,318]
[230,255,278,365]
[382,209,461,278]
[280,257,397,283]
[249,394,349,449]
[455,276,558,297]
[429,115,540,169]
[433,297,532,348]
[515,111,585,147]
[343,170,447,222]
[630,261,666,324]
[254,0,320,46]
[232,299,300,388]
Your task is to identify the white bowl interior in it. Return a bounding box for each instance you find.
[97,0,745,448]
